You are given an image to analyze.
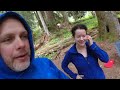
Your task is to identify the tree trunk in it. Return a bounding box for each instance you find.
[34,11,42,28]
[44,11,57,31]
[37,11,50,36]
[44,11,54,23]
[96,11,120,39]
[106,11,120,34]
[61,11,69,23]
[95,11,107,38]
[60,11,70,29]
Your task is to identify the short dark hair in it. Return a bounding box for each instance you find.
[71,24,87,37]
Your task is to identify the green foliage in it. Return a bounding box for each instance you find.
[95,32,118,43]
[0,11,39,31]
[81,17,98,30]
[62,29,72,38]
[67,11,86,20]
[54,29,71,38]
[41,51,57,60]
[49,37,60,45]
[69,11,94,23]
[80,15,93,21]
[116,11,120,18]
[49,29,71,44]
[117,14,120,18]
[94,36,104,42]
[81,11,93,20]
[73,17,98,30]
[47,20,57,32]
[53,11,64,23]
[33,27,42,42]
[14,11,38,30]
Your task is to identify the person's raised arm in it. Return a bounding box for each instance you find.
[85,35,109,63]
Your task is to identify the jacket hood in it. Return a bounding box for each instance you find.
[0,11,35,74]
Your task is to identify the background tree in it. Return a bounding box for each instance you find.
[67,11,86,21]
[34,11,42,28]
[44,11,57,32]
[61,11,69,24]
[15,11,36,29]
[96,11,120,39]
[37,11,50,36]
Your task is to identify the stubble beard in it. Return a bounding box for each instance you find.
[12,59,30,72]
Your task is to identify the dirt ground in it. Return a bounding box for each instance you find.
[53,40,120,79]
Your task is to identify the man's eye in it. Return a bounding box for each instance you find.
[1,38,13,43]
[21,34,28,40]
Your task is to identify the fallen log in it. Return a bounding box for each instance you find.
[36,37,74,56]
[34,33,49,50]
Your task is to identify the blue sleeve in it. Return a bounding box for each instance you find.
[48,59,70,79]
[89,42,109,63]
[62,52,77,79]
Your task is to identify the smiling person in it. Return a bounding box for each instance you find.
[61,24,109,79]
[0,11,69,79]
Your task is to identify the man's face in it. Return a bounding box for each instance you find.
[0,18,31,72]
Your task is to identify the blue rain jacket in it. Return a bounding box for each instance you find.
[62,42,109,79]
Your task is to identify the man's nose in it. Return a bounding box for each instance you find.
[16,37,25,49]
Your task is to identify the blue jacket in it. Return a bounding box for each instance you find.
[62,42,109,79]
[0,11,69,79]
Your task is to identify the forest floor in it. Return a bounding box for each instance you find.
[52,39,120,79]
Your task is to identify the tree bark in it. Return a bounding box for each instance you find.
[34,11,42,28]
[96,11,120,39]
[44,11,57,31]
[37,11,50,36]
[44,11,55,23]
[61,11,69,23]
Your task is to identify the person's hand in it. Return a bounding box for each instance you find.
[85,35,93,46]
[76,75,82,79]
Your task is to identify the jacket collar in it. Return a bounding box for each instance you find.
[69,41,90,54]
